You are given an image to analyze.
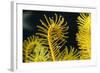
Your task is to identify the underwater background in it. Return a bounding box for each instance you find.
[23,10,91,62]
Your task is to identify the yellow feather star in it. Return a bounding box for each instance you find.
[36,13,69,61]
[76,13,91,59]
[23,36,51,62]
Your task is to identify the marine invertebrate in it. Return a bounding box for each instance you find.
[76,13,91,59]
[36,13,69,61]
[23,36,51,62]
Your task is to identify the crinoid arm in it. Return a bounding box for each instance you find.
[76,13,91,59]
[23,36,51,62]
[58,47,80,61]
[36,13,69,61]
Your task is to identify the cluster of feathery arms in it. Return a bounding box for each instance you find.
[23,13,91,62]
